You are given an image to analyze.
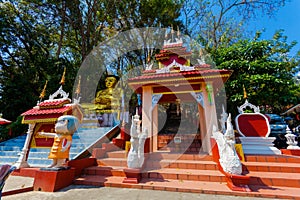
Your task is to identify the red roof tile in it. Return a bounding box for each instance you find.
[21,105,72,116]
[38,99,71,108]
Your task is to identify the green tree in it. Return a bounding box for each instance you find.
[0,0,182,138]
[211,31,300,117]
[0,1,66,117]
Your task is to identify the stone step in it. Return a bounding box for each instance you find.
[244,161,300,173]
[0,143,24,147]
[105,151,212,161]
[97,158,127,168]
[247,170,300,188]
[144,159,218,171]
[74,175,300,199]
[0,156,19,163]
[27,158,52,167]
[0,146,22,151]
[98,159,217,169]
[245,154,300,163]
[81,166,226,182]
[0,151,21,156]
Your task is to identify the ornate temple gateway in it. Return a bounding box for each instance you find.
[128,37,232,154]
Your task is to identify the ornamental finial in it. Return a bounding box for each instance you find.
[59,67,66,85]
[39,80,48,100]
[75,75,81,96]
[243,84,248,99]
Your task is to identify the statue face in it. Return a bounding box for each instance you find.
[105,77,117,88]
[55,118,69,134]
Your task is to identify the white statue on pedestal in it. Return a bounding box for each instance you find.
[213,113,242,175]
[127,111,147,169]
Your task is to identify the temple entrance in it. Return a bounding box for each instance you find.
[157,100,202,153]
[127,32,232,154]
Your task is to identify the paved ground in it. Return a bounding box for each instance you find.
[2,176,278,200]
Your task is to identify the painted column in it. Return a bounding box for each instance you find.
[152,104,158,151]
[198,104,206,150]
[142,86,153,152]
[14,123,35,168]
[201,82,218,154]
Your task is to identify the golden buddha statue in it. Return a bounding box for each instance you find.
[93,75,120,111]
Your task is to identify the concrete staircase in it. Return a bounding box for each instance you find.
[0,123,118,167]
[74,150,300,199]
[0,135,27,166]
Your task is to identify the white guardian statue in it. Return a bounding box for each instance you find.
[127,111,147,169]
[213,114,242,175]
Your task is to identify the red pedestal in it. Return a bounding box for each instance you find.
[281,149,300,156]
[123,168,141,184]
[67,158,97,177]
[33,168,75,192]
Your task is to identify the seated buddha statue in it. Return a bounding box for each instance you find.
[93,75,120,110]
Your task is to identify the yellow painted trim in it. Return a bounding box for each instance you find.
[23,118,57,124]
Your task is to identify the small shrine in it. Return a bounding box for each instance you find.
[128,33,232,153]
[15,85,83,168]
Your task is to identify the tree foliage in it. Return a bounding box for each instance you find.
[211,31,300,117]
[0,0,182,137]
[181,0,289,48]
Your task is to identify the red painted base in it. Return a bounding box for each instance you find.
[12,167,39,178]
[123,168,141,184]
[281,149,300,156]
[67,158,97,177]
[224,172,251,192]
[33,168,75,192]
[2,186,34,196]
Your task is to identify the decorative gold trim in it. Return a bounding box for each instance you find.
[23,118,57,124]
[129,74,230,85]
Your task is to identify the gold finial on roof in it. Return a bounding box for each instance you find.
[243,84,248,99]
[75,75,81,95]
[39,80,48,100]
[199,49,203,57]
[147,54,151,63]
[177,26,180,37]
[60,67,66,85]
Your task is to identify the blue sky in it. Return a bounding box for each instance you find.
[248,0,300,57]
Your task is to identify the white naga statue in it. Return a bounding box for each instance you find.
[127,111,148,169]
[213,113,242,175]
